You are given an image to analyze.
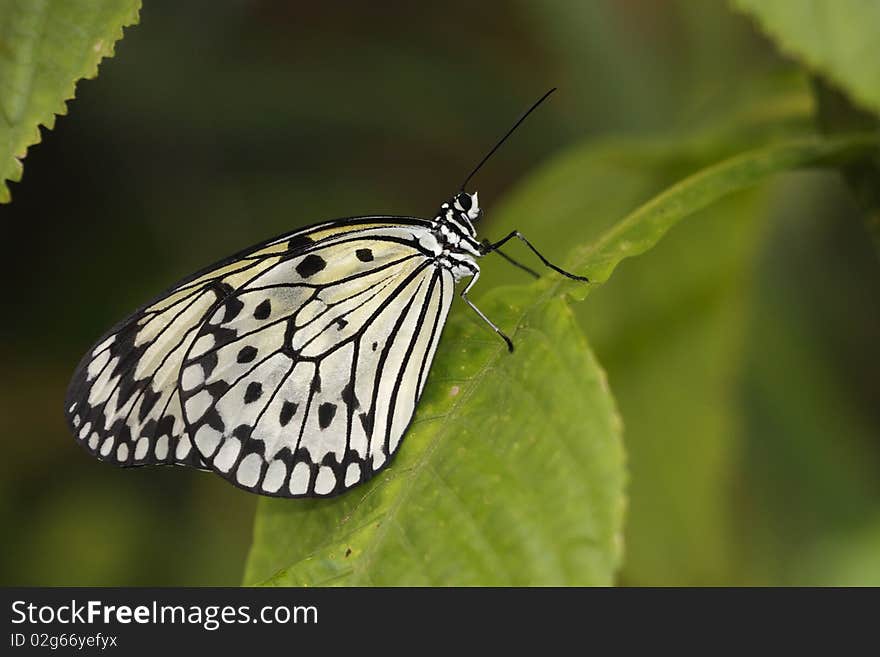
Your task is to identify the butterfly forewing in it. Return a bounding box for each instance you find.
[177,230,454,497]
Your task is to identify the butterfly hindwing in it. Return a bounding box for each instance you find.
[177,231,454,497]
[64,262,275,469]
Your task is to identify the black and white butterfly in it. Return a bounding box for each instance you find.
[64,90,587,498]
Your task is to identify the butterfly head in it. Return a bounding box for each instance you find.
[436,191,481,240]
[453,191,481,221]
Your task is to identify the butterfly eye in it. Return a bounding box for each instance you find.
[461,192,481,220]
[455,192,472,212]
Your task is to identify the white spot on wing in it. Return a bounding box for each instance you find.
[175,435,192,460]
[314,466,336,495]
[262,460,287,493]
[214,437,241,473]
[185,390,213,422]
[236,453,262,487]
[100,437,114,457]
[289,462,310,495]
[116,443,129,462]
[344,462,361,487]
[135,437,149,460]
[194,425,221,457]
[181,364,204,391]
[155,435,169,460]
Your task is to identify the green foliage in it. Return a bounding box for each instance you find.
[0,0,140,202]
[732,0,880,114]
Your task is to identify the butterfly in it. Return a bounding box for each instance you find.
[63,89,588,498]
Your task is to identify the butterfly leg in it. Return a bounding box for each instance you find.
[480,240,540,279]
[483,231,590,282]
[460,267,515,353]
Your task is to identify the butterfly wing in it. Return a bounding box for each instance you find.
[177,226,454,497]
[64,217,444,478]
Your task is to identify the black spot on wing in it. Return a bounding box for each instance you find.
[244,381,263,404]
[355,248,374,262]
[341,382,359,409]
[253,299,271,320]
[335,318,348,330]
[318,402,337,429]
[206,380,230,400]
[237,346,257,363]
[296,254,327,278]
[279,401,298,427]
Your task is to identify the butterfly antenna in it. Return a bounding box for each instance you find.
[459,87,557,192]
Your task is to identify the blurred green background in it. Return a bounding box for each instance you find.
[1,0,878,585]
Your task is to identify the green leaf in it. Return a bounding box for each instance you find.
[732,0,880,115]
[483,131,874,585]
[564,134,880,297]
[245,132,878,587]
[0,0,141,202]
[246,289,625,586]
